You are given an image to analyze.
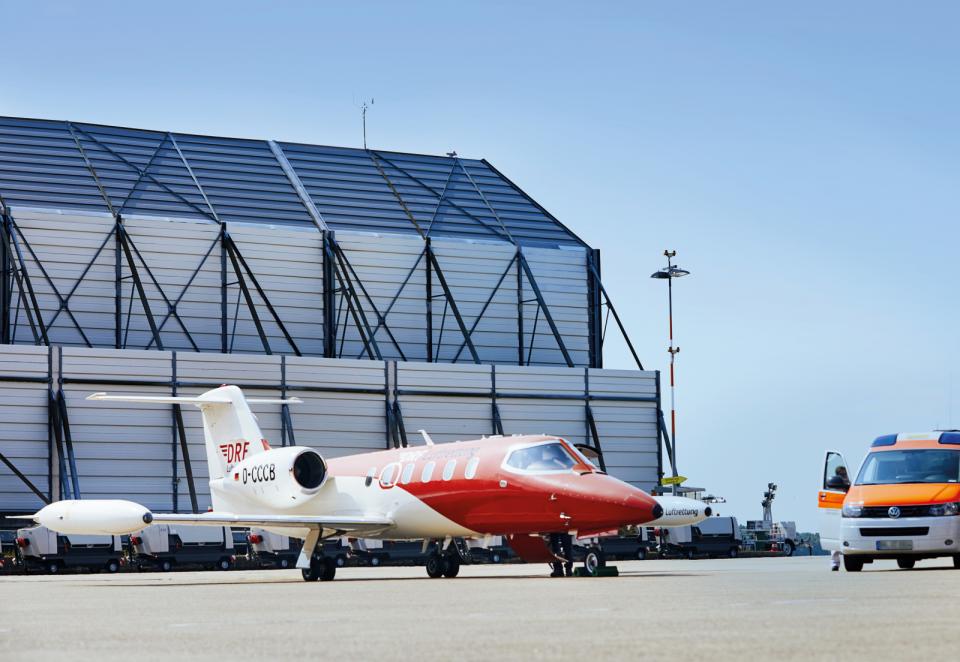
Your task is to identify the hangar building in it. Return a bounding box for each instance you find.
[0,116,670,514]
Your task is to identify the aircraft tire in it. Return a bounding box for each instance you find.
[782,541,795,557]
[584,547,605,576]
[426,553,444,578]
[320,558,337,581]
[302,555,323,581]
[897,558,915,570]
[442,555,460,578]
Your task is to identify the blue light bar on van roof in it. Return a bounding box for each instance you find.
[871,435,898,447]
[938,432,960,445]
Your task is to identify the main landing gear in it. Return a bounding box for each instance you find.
[301,553,337,582]
[425,540,465,578]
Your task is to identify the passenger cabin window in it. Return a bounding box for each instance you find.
[442,459,457,481]
[400,463,415,485]
[505,443,577,473]
[421,461,436,483]
[465,456,479,480]
[380,463,398,487]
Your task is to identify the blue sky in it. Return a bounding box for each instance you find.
[2,1,958,527]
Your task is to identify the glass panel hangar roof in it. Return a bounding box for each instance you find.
[0,116,587,249]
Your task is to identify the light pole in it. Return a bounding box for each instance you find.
[651,250,690,491]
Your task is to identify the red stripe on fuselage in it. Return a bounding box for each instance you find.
[326,435,658,535]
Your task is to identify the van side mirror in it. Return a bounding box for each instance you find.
[825,475,850,492]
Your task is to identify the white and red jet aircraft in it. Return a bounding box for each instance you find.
[31,385,686,581]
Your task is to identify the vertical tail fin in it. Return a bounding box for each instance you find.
[196,385,270,481]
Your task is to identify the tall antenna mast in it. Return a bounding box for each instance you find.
[361,98,374,149]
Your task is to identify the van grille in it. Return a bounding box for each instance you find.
[859,527,929,537]
[860,505,928,518]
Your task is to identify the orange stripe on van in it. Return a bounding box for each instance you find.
[818,490,844,509]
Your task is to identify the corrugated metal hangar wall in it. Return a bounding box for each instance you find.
[0,117,669,514]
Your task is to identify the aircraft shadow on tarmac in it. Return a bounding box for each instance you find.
[86,569,704,588]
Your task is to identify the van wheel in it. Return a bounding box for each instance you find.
[782,541,795,557]
[491,552,502,564]
[896,558,915,570]
[728,547,739,558]
[218,558,232,571]
[954,555,960,569]
[686,548,695,560]
[278,558,290,569]
[160,559,173,572]
[843,556,864,572]
[105,560,120,574]
[47,561,60,574]
[370,555,381,567]
[636,547,647,561]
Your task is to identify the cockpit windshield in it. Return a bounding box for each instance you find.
[856,449,960,485]
[505,442,577,473]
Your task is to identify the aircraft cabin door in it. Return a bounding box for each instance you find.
[818,451,850,552]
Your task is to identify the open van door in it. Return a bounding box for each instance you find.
[818,451,850,551]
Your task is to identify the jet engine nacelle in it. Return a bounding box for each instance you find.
[647,496,712,527]
[220,446,327,510]
[34,499,153,536]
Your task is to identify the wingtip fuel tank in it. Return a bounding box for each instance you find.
[34,499,154,536]
[647,496,712,527]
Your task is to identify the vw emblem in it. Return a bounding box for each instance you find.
[888,506,901,518]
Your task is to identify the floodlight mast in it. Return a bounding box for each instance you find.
[651,250,690,494]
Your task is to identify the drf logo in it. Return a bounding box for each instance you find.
[219,440,250,466]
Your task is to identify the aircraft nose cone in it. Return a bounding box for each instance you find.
[626,492,660,523]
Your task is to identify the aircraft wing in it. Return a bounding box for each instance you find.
[149,512,394,534]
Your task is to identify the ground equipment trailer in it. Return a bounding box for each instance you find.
[129,525,235,571]
[660,517,742,558]
[248,529,317,569]
[579,528,657,560]
[14,525,123,574]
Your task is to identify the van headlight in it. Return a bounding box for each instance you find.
[842,503,863,518]
[929,502,960,516]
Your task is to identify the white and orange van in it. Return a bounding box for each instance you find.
[819,432,960,572]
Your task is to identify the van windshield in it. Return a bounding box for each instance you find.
[855,449,960,485]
